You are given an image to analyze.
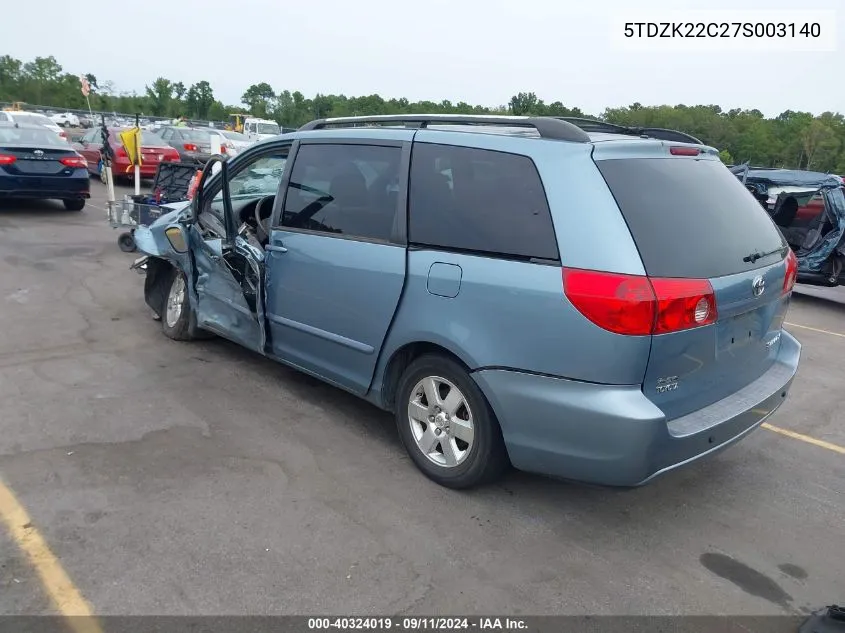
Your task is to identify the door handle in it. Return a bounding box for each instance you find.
[266,244,287,254]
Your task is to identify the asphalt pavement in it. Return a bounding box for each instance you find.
[0,181,843,617]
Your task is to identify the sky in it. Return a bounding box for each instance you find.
[2,0,842,117]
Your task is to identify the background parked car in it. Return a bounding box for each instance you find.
[1,111,68,142]
[157,126,214,164]
[50,112,80,127]
[205,129,252,157]
[0,122,89,210]
[72,127,180,183]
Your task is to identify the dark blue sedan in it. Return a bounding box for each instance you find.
[0,122,90,210]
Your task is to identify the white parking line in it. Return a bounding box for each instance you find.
[784,322,845,339]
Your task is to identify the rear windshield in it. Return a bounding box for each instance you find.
[12,113,54,126]
[0,126,65,146]
[597,158,787,279]
[222,131,247,141]
[114,130,167,145]
[181,129,213,142]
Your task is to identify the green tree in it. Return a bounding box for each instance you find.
[145,77,173,116]
[509,92,540,115]
[186,80,214,119]
[0,55,23,101]
[22,55,63,104]
[241,82,275,118]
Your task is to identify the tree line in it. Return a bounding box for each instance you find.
[1,55,843,173]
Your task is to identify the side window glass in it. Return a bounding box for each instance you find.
[281,144,401,242]
[203,150,290,223]
[408,143,559,261]
[214,154,288,201]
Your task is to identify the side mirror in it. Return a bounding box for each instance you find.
[164,226,189,253]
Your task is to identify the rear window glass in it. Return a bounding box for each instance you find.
[179,129,212,141]
[409,143,559,261]
[13,113,53,126]
[114,130,167,145]
[0,126,64,145]
[597,158,787,279]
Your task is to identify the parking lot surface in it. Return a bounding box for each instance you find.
[1,182,843,616]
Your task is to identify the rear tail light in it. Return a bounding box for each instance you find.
[669,146,700,156]
[649,278,717,334]
[783,249,798,295]
[60,155,88,168]
[562,268,717,336]
[184,143,198,151]
[220,145,227,154]
[115,146,127,158]
[0,153,16,165]
[58,131,67,139]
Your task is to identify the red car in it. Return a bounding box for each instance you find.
[72,127,180,182]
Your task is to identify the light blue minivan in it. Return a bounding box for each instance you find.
[133,114,801,489]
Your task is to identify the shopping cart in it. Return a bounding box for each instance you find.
[107,197,165,252]
[106,162,200,252]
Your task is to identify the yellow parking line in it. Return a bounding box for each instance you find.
[784,322,845,338]
[762,423,845,456]
[0,478,102,632]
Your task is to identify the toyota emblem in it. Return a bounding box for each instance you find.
[752,275,765,297]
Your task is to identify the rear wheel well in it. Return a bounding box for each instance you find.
[381,342,471,413]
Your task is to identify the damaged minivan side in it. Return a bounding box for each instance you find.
[132,116,801,490]
[135,145,289,352]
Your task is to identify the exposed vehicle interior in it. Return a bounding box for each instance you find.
[766,191,835,253]
[195,153,288,315]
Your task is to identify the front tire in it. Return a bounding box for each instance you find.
[395,355,509,489]
[161,269,195,341]
[63,198,85,211]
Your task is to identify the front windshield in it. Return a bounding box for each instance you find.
[256,123,280,135]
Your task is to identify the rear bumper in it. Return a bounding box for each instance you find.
[180,152,211,165]
[0,174,90,199]
[111,160,165,178]
[473,330,801,487]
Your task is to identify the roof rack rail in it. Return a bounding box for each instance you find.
[298,114,591,143]
[555,117,703,144]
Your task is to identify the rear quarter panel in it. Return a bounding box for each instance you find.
[372,131,654,401]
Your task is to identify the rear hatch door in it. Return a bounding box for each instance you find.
[594,146,793,420]
[1,146,80,177]
[141,145,171,165]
